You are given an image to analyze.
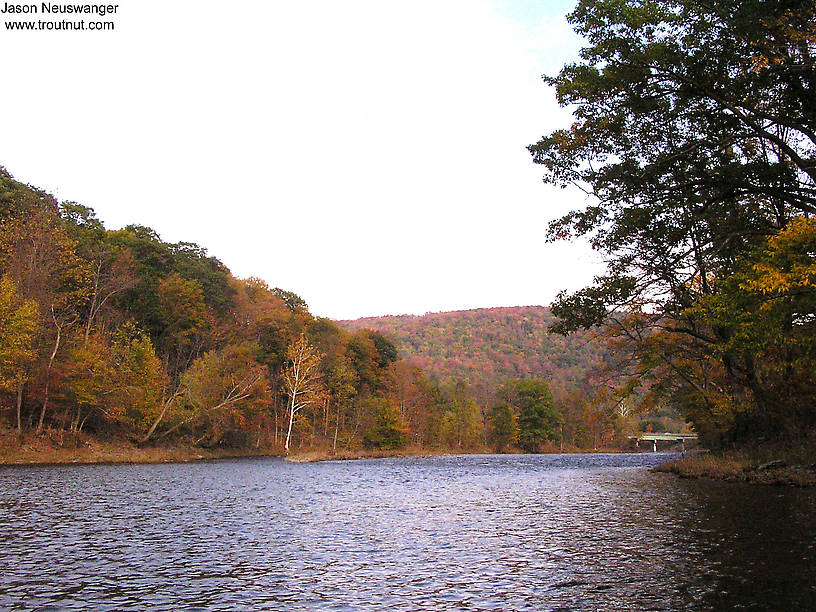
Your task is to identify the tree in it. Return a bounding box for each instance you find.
[385,360,435,445]
[3,166,465,457]
[0,275,39,435]
[109,327,165,435]
[149,343,267,445]
[271,287,309,315]
[534,0,816,333]
[157,273,210,372]
[498,379,561,452]
[64,332,110,433]
[435,382,484,450]
[0,194,88,433]
[683,217,816,440]
[281,334,324,453]
[362,398,409,450]
[170,242,235,317]
[231,277,295,373]
[60,203,138,347]
[61,326,165,437]
[107,225,173,340]
[346,329,398,393]
[326,357,357,451]
[530,0,816,444]
[488,401,519,452]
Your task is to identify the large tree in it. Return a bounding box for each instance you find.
[531,0,816,443]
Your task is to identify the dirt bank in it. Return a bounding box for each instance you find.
[0,428,281,467]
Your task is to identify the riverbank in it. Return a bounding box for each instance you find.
[655,449,816,486]
[283,445,637,463]
[1,428,639,467]
[0,429,281,467]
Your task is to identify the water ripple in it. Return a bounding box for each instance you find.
[1,453,814,610]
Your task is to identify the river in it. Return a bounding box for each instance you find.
[1,453,814,610]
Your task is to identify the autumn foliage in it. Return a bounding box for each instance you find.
[0,168,504,455]
[531,0,816,447]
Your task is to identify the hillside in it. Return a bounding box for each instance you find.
[337,306,609,398]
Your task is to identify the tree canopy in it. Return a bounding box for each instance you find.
[531,0,816,445]
[0,168,499,455]
[496,379,561,452]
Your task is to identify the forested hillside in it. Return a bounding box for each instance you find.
[338,307,607,399]
[0,168,503,457]
[339,308,683,448]
[1,167,658,458]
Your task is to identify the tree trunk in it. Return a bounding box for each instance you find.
[345,411,359,451]
[38,319,61,432]
[71,406,82,433]
[16,383,24,438]
[284,390,297,453]
[58,406,70,445]
[140,395,175,443]
[333,408,339,453]
[84,261,101,343]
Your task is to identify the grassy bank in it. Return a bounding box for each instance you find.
[0,428,282,467]
[655,445,816,487]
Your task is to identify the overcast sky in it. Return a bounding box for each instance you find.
[0,0,601,320]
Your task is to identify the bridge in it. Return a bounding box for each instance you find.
[629,433,698,452]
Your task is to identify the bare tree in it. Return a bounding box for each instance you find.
[37,306,75,432]
[282,334,323,453]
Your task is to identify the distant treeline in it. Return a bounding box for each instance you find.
[340,307,686,448]
[339,307,608,396]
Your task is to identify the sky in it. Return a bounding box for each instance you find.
[0,0,601,320]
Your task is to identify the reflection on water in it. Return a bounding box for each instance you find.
[1,453,814,610]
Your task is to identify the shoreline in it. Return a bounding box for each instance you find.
[0,430,284,468]
[15,434,803,487]
[283,447,458,463]
[654,452,816,487]
[283,446,645,463]
[0,430,645,467]
[0,444,285,468]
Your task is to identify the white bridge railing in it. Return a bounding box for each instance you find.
[628,433,698,451]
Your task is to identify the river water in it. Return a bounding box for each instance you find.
[1,453,814,610]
